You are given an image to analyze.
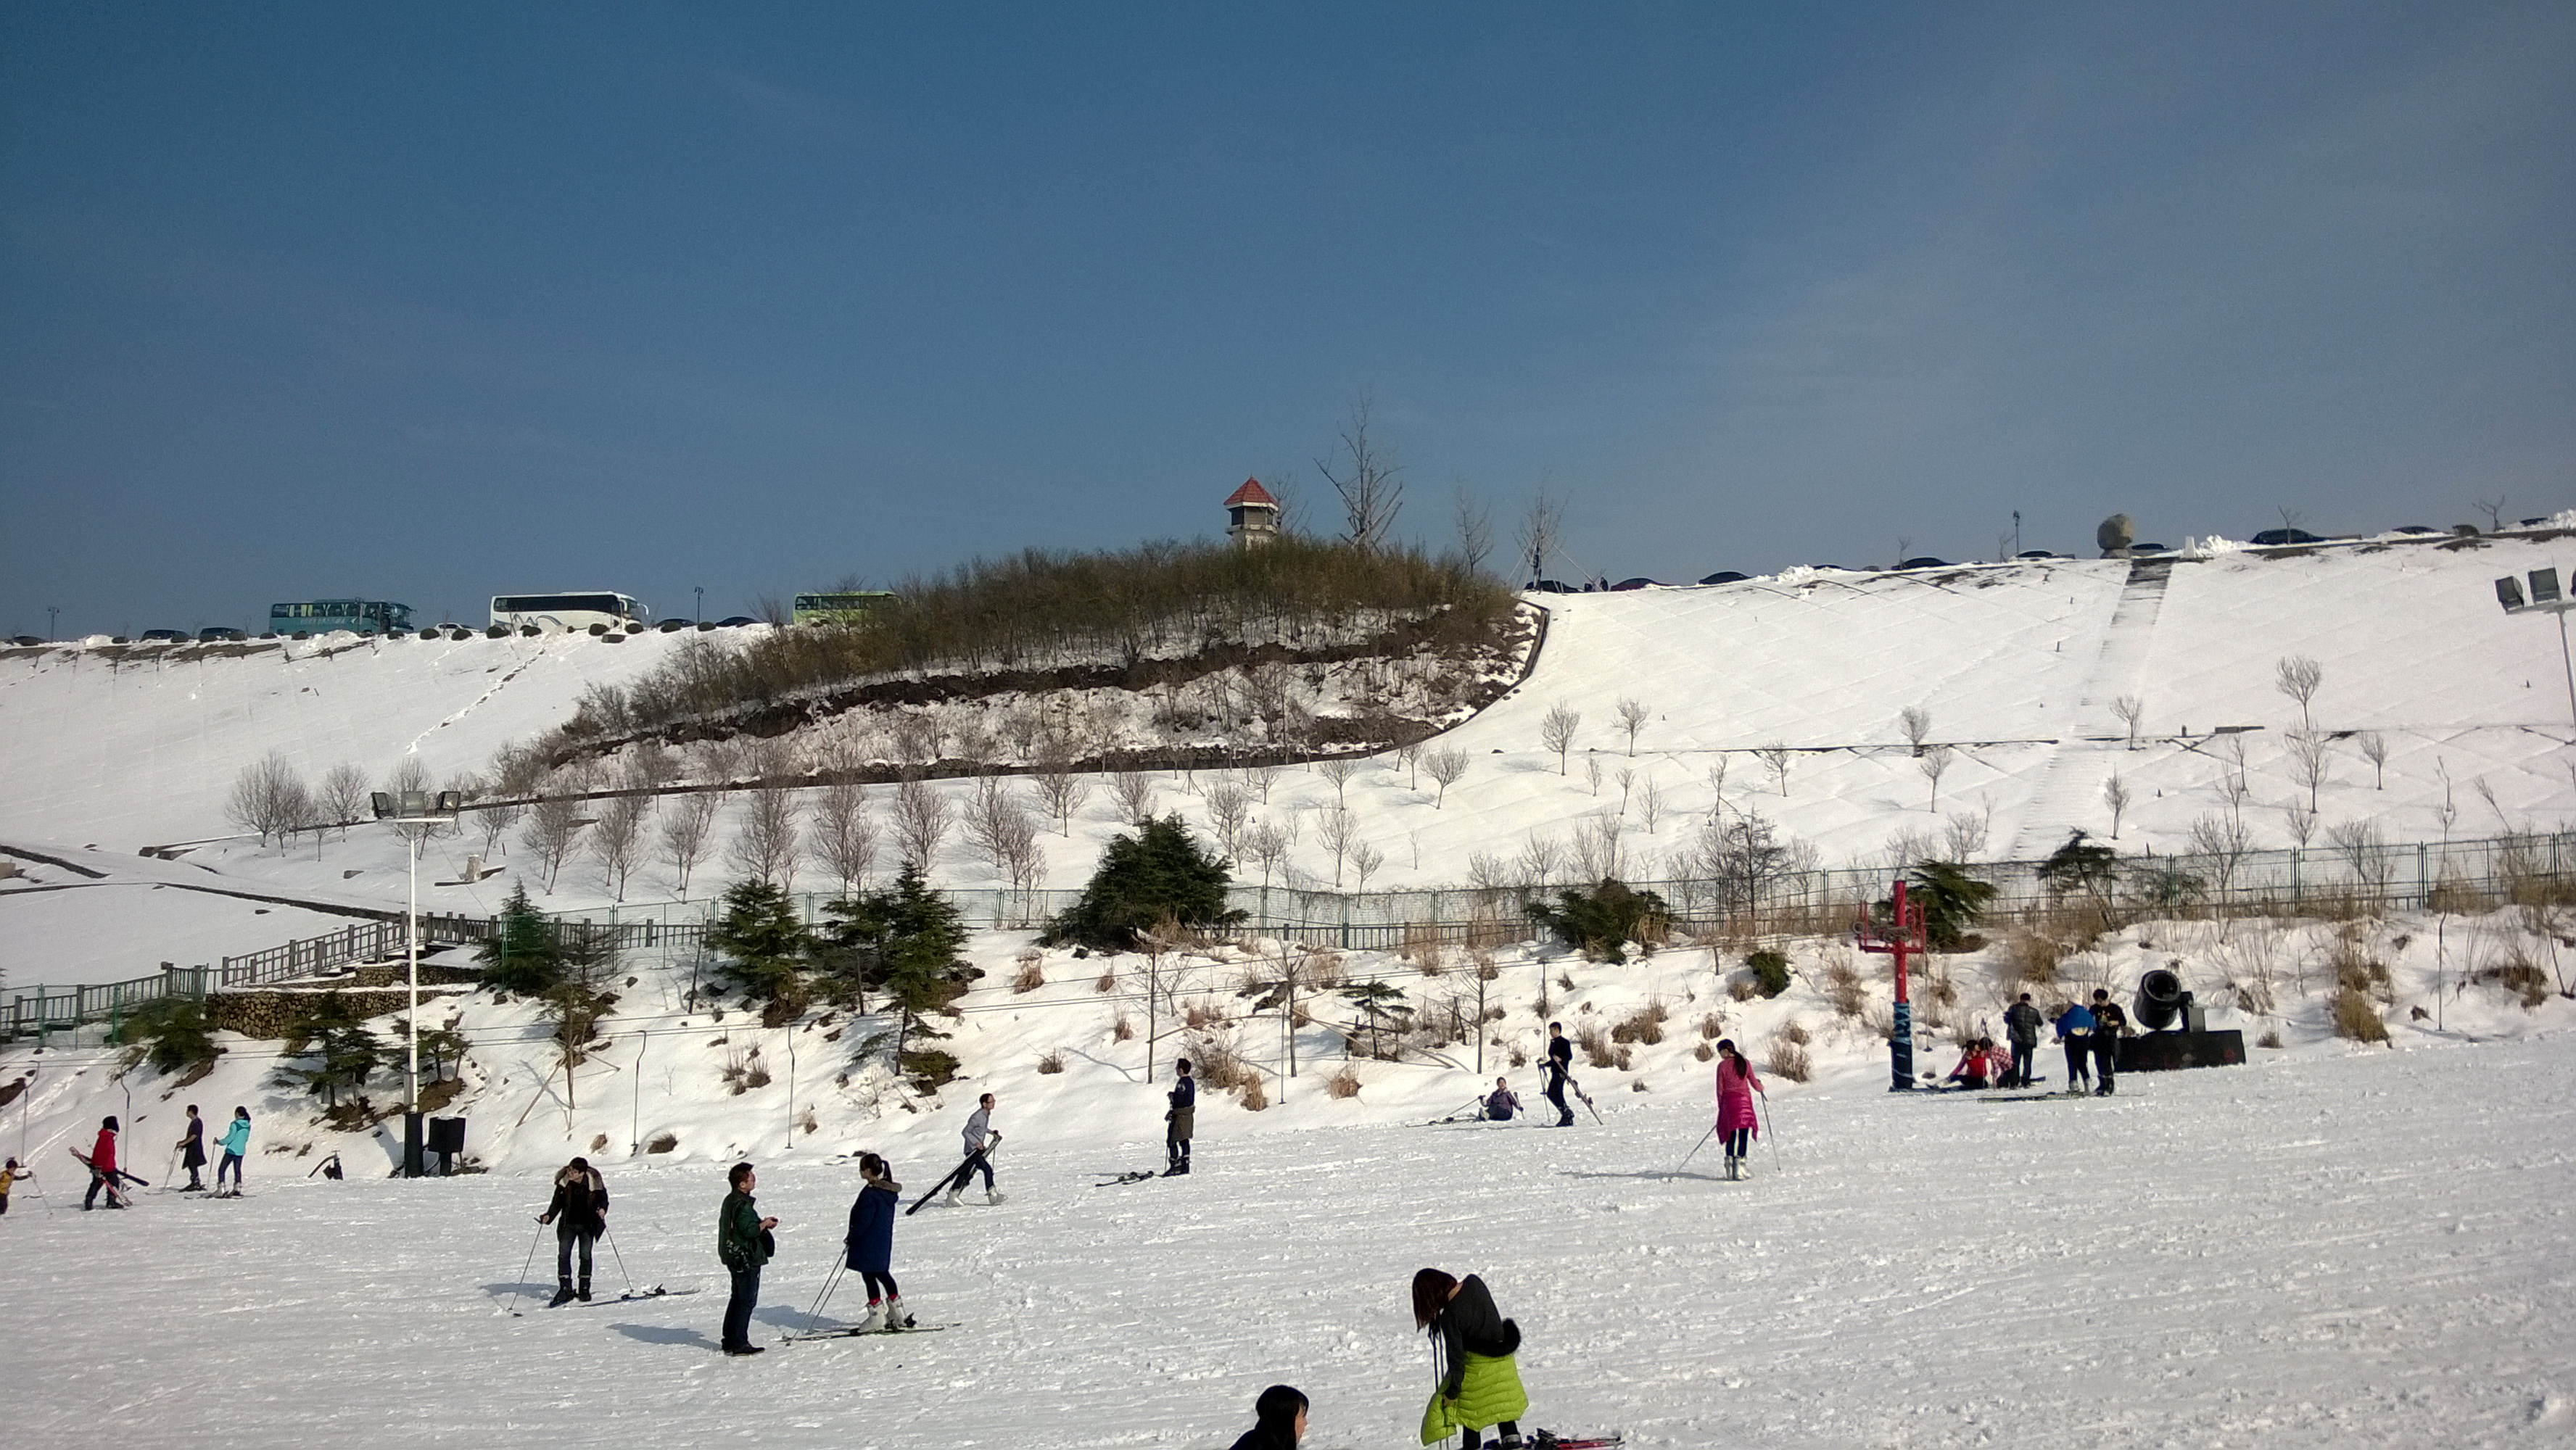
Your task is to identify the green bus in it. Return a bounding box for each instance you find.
[791,590,898,626]
[268,600,414,635]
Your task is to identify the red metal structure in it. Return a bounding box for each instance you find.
[1855,878,1928,1091]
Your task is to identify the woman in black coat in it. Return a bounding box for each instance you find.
[1227,1384,1308,1449]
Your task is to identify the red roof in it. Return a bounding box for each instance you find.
[1224,478,1278,508]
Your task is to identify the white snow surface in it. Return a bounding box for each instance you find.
[1,1022,2569,1449]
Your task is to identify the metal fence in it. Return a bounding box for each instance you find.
[9,827,2567,1039]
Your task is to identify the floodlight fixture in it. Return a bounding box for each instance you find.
[371,787,463,1174]
[2494,566,2576,727]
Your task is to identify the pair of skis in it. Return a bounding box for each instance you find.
[783,1322,951,1343]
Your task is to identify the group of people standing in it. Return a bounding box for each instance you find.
[65,1106,250,1211]
[2053,989,2130,1095]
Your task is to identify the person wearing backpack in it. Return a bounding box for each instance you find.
[2054,1000,2096,1095]
[716,1161,776,1356]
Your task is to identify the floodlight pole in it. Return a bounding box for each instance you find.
[373,790,461,1176]
[2493,568,2576,728]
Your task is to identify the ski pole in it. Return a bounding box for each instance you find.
[1759,1091,1780,1173]
[600,1222,637,1293]
[801,1259,846,1328]
[503,1218,547,1316]
[1666,1124,1716,1181]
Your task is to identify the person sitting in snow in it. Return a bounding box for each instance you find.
[1482,1077,1520,1122]
[1944,1037,2002,1090]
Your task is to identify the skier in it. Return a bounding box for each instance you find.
[2054,999,2096,1095]
[537,1156,608,1305]
[213,1107,250,1196]
[1227,1383,1310,1449]
[2003,993,2045,1088]
[843,1153,912,1330]
[717,1161,776,1356]
[1412,1267,1529,1450]
[1482,1077,1519,1122]
[1165,1060,1196,1175]
[0,1157,27,1216]
[1541,1022,1576,1127]
[176,1105,207,1192]
[1713,1040,1764,1179]
[83,1116,125,1210]
[944,1093,1004,1205]
[2089,988,2128,1095]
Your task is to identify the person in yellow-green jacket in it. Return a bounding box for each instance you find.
[1411,1268,1528,1450]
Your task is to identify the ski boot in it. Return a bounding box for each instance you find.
[577,1277,592,1302]
[942,1186,964,1207]
[859,1299,886,1332]
[549,1284,577,1309]
[985,1188,1007,1205]
[883,1294,914,1330]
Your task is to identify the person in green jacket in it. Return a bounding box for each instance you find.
[1411,1268,1528,1450]
[717,1161,776,1356]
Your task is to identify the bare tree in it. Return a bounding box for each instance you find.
[1898,705,1932,757]
[1350,840,1384,894]
[963,777,1038,880]
[2285,729,2330,811]
[892,776,954,870]
[1639,778,1664,835]
[1316,756,1361,807]
[474,784,524,857]
[317,763,371,841]
[727,787,803,888]
[1919,745,1955,811]
[1242,819,1292,891]
[1318,807,1360,887]
[2187,811,2255,924]
[2274,655,2324,732]
[2102,774,2131,840]
[2110,695,2145,748]
[1757,743,1793,797]
[2475,495,2508,532]
[1585,755,1603,798]
[1109,771,1157,827]
[521,796,586,893]
[2279,798,2317,850]
[226,752,311,849]
[1514,489,1565,585]
[1516,829,1567,887]
[1032,757,1091,835]
[1540,703,1580,774]
[1316,395,1404,551]
[1941,808,1991,861]
[2355,730,2389,790]
[1453,481,1493,573]
[590,789,649,900]
[659,790,722,896]
[1204,781,1252,857]
[1396,740,1422,791]
[2327,819,2392,896]
[1616,697,1650,755]
[1424,747,1469,807]
[812,779,878,895]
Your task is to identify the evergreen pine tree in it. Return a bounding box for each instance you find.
[477,883,563,995]
[1041,815,1244,950]
[822,863,972,1088]
[709,879,815,1024]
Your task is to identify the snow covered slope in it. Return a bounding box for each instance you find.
[1,1019,2567,1449]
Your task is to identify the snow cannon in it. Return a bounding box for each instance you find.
[2134,969,2195,1033]
[2114,969,2246,1074]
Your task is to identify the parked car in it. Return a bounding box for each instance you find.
[1609,577,1661,591]
[2251,528,2321,545]
[9,635,41,647]
[197,626,247,642]
[2393,526,2438,535]
[2016,550,2064,560]
[1698,571,1749,585]
[1525,580,1577,594]
[138,628,188,642]
[1897,557,1951,569]
[714,616,761,628]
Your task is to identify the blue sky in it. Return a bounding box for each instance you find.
[4,2,2569,634]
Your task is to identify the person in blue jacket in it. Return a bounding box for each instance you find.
[214,1108,251,1197]
[845,1153,912,1331]
[2054,1000,2097,1095]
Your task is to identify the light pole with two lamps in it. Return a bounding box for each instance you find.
[371,787,462,1177]
[2494,566,2576,727]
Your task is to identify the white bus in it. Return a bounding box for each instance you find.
[489,592,649,631]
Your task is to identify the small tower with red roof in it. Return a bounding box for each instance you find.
[1225,477,1281,549]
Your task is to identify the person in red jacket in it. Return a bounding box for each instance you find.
[84,1115,126,1210]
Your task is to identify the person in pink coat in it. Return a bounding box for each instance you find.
[1713,1040,1764,1180]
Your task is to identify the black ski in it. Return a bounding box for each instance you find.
[569,1285,702,1306]
[1532,1433,1623,1449]
[783,1324,952,1342]
[1093,1171,1157,1186]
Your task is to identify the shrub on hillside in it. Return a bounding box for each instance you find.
[477,884,563,995]
[1042,816,1244,950]
[1746,950,1791,998]
[117,996,222,1078]
[2331,988,2390,1043]
[1526,878,1670,964]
